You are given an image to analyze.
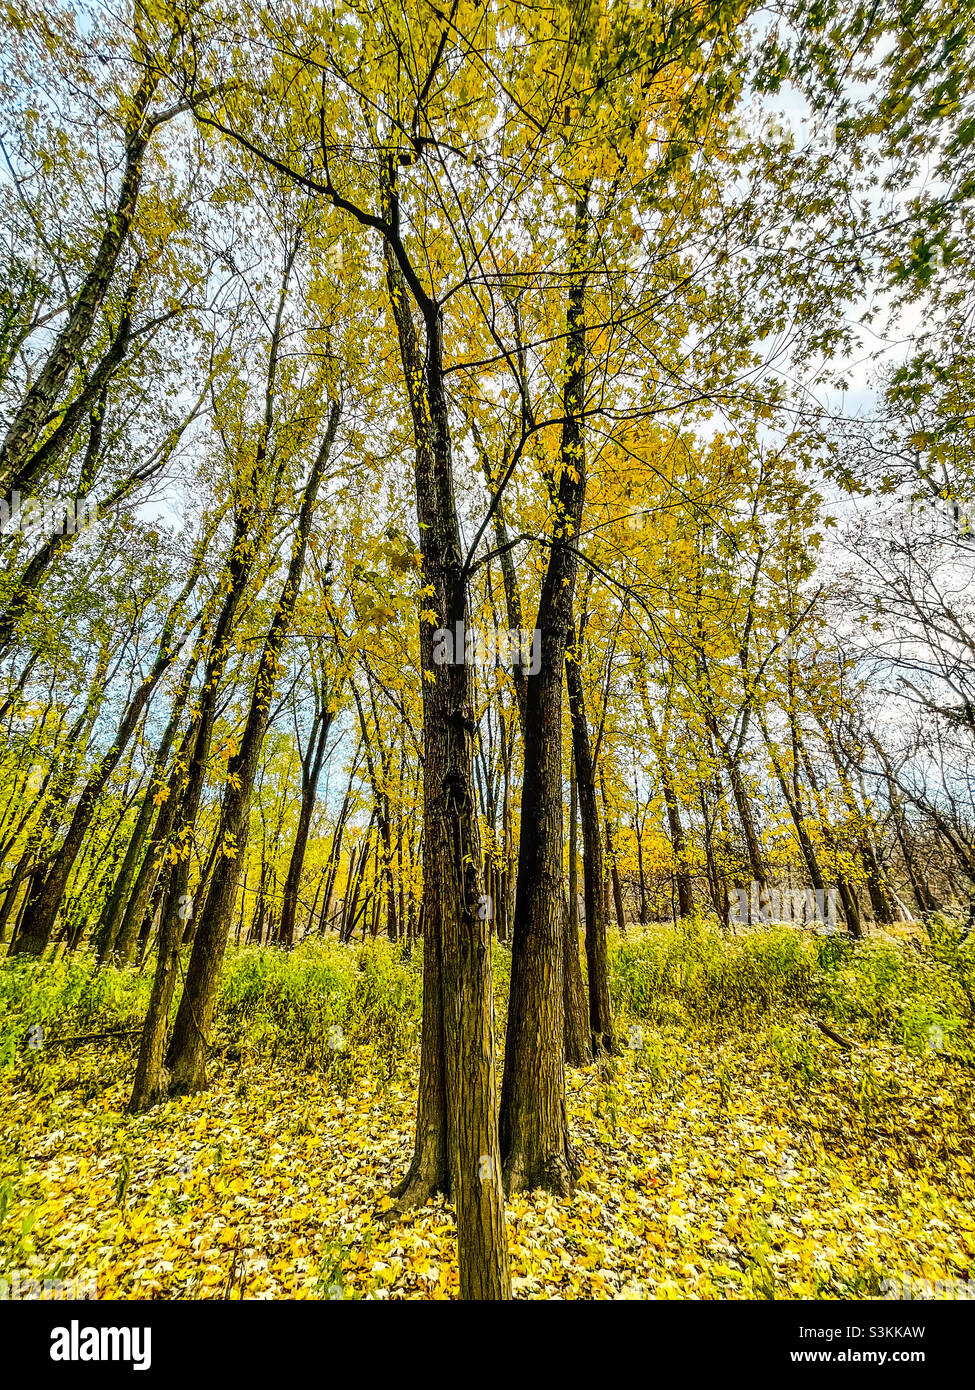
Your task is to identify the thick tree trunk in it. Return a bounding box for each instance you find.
[499,194,590,1193]
[379,220,509,1297]
[128,864,183,1113]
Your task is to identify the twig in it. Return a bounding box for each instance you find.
[806,1015,856,1050]
[36,1027,141,1050]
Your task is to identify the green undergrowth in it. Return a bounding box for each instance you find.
[1,917,971,1091]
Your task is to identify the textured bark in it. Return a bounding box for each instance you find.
[380,212,509,1298]
[136,877,164,965]
[128,864,182,1113]
[127,674,216,1111]
[500,195,590,1193]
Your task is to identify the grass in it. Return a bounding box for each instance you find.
[3,916,972,1075]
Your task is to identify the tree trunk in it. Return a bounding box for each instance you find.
[600,772,627,937]
[165,402,340,1093]
[96,660,196,964]
[565,629,616,1055]
[379,214,509,1297]
[0,72,159,498]
[562,890,591,1067]
[279,705,333,947]
[499,194,591,1193]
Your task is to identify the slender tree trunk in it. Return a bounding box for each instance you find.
[562,891,591,1067]
[565,629,616,1054]
[872,738,938,917]
[795,731,863,938]
[0,72,159,498]
[569,758,580,940]
[280,707,332,947]
[112,727,187,969]
[96,665,195,964]
[165,402,340,1094]
[759,714,826,893]
[321,752,358,932]
[634,667,694,917]
[7,642,111,955]
[601,772,627,937]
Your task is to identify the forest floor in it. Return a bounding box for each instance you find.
[1,924,973,1299]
